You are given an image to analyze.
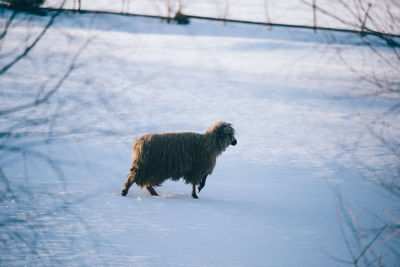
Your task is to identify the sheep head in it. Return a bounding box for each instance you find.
[206,121,237,147]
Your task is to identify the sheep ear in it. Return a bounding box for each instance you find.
[216,127,225,137]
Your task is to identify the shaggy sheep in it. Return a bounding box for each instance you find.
[121,121,237,198]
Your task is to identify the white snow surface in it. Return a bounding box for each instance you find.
[1,8,399,267]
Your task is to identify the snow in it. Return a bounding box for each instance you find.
[1,6,399,267]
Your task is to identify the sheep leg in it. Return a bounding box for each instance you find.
[146,185,159,196]
[191,184,199,199]
[121,172,135,196]
[198,175,207,192]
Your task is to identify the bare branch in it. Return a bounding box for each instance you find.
[0,0,66,76]
[0,10,17,41]
[334,193,357,262]
[0,36,92,116]
[354,225,388,266]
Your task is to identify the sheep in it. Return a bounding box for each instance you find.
[121,121,237,198]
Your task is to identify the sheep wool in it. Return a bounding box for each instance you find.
[121,121,237,198]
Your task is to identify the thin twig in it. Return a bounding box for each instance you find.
[0,10,17,41]
[334,193,356,262]
[354,225,388,266]
[0,0,66,76]
[0,36,92,116]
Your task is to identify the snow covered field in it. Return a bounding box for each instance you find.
[1,6,399,266]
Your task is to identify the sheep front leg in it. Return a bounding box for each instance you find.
[191,184,198,199]
[198,175,207,192]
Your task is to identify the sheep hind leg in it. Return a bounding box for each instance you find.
[146,185,159,196]
[121,171,136,196]
[191,184,199,199]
